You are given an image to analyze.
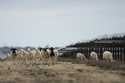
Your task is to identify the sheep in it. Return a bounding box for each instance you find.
[7,47,59,64]
[37,48,49,64]
[10,48,18,57]
[38,47,43,52]
[76,52,87,61]
[33,48,39,55]
[47,47,56,65]
[103,51,113,62]
[15,49,24,60]
[25,48,32,61]
[54,49,60,57]
[6,48,18,60]
[24,48,36,62]
[90,51,98,61]
[53,49,60,63]
[42,48,49,58]
[40,49,47,57]
[35,48,44,61]
[7,48,25,61]
[12,49,28,62]
[18,49,30,61]
[26,48,43,63]
[47,48,51,56]
[26,48,39,62]
[38,48,47,61]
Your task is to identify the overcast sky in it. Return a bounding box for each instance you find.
[0,0,125,47]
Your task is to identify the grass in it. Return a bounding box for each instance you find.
[0,57,125,83]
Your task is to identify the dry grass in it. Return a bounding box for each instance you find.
[0,58,125,83]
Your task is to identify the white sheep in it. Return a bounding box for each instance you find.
[14,49,28,61]
[19,49,30,61]
[40,49,46,57]
[26,48,37,61]
[35,48,44,61]
[53,49,60,63]
[37,48,49,64]
[76,52,87,61]
[103,51,113,62]
[46,48,51,56]
[90,51,98,61]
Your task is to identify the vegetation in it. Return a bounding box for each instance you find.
[0,57,125,83]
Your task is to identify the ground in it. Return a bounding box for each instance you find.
[0,59,125,83]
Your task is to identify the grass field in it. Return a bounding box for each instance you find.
[0,58,125,83]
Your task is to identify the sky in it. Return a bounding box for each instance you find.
[0,0,125,47]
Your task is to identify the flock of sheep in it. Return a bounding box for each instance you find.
[7,47,59,65]
[76,51,113,62]
[6,47,114,65]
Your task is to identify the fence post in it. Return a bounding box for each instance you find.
[122,48,125,63]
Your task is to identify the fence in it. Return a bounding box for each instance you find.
[81,47,125,63]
